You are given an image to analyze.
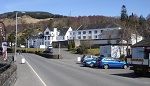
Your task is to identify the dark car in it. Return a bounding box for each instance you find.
[81,56,104,67]
[81,55,98,67]
[43,45,53,54]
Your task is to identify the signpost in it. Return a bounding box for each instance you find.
[2,42,7,60]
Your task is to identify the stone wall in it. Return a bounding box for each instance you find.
[0,63,17,86]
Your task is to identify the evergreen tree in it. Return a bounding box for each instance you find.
[121,5,128,21]
[139,15,146,25]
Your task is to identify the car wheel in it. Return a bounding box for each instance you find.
[104,64,109,69]
[123,65,128,69]
[89,63,94,68]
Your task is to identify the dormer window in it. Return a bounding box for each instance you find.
[46,32,49,35]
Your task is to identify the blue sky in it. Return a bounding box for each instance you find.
[0,0,150,17]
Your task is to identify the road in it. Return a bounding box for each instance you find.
[15,48,150,86]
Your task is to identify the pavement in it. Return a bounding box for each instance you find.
[14,54,43,86]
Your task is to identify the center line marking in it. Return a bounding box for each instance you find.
[21,55,47,86]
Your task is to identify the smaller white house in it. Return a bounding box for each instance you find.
[27,27,72,48]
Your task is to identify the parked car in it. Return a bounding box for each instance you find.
[98,57,128,69]
[81,55,98,67]
[80,55,93,63]
[43,45,53,54]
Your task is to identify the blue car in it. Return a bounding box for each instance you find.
[98,57,128,69]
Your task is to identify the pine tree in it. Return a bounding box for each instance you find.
[121,5,128,21]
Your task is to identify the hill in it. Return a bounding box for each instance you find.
[0,11,65,19]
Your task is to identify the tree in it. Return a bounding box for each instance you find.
[138,15,147,37]
[120,5,132,56]
[7,32,15,48]
[121,5,128,22]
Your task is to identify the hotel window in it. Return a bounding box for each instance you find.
[94,30,97,34]
[89,31,92,34]
[83,36,86,39]
[83,31,86,34]
[78,31,81,35]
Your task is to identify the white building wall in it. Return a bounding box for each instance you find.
[69,27,120,40]
[52,28,57,41]
[100,45,127,58]
[64,27,72,40]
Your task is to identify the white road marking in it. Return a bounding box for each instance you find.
[21,55,47,86]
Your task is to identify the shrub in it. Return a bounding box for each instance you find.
[76,45,88,54]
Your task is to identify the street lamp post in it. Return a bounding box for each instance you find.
[14,12,18,61]
[58,42,60,58]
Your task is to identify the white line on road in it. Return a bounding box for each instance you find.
[21,55,47,86]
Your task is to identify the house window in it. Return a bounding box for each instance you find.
[94,30,97,34]
[45,36,47,40]
[46,31,49,35]
[78,31,81,35]
[83,36,86,39]
[83,31,86,34]
[89,31,92,34]
[48,36,50,40]
[70,33,72,35]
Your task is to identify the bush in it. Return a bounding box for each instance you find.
[87,48,99,55]
[76,45,88,54]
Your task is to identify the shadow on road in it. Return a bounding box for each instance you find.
[111,72,150,78]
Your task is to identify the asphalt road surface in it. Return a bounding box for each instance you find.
[16,48,150,86]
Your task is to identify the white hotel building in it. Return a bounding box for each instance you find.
[69,27,121,40]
